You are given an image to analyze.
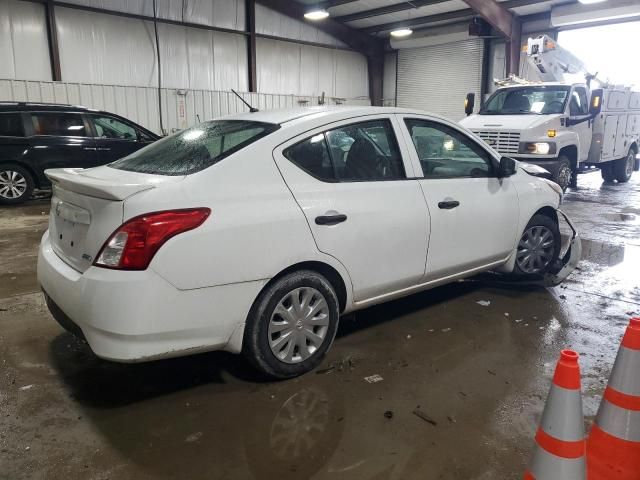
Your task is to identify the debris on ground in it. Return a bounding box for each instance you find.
[441,328,451,333]
[364,374,384,384]
[515,319,523,323]
[476,300,491,307]
[559,294,567,300]
[317,355,358,374]
[504,312,509,317]
[488,370,496,376]
[447,416,456,423]
[413,409,437,426]
[19,385,34,391]
[185,432,203,443]
[406,334,412,339]
[384,410,394,419]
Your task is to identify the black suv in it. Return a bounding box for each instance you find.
[0,102,159,204]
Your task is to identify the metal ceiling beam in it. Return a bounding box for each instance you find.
[316,0,361,9]
[256,0,384,57]
[334,0,449,23]
[360,0,555,34]
[460,0,515,38]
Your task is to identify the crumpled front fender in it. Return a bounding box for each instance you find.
[542,209,582,287]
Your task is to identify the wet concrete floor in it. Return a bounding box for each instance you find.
[1,173,638,479]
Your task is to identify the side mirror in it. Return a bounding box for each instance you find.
[464,92,475,116]
[497,156,517,178]
[590,88,603,116]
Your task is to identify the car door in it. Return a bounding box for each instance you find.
[568,86,592,161]
[398,115,519,281]
[88,113,155,164]
[273,115,430,302]
[27,111,99,175]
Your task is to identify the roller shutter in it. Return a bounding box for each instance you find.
[397,39,484,121]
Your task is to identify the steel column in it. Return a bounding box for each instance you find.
[246,0,257,92]
[44,0,61,81]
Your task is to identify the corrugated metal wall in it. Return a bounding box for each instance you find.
[0,79,370,135]
[0,0,370,120]
[397,40,484,121]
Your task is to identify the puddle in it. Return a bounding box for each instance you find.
[580,238,625,267]
[603,213,639,223]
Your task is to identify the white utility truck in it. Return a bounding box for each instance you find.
[460,35,640,191]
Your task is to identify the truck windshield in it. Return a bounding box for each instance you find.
[480,86,570,115]
[109,120,280,175]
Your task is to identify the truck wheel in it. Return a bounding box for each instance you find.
[614,149,636,183]
[601,163,616,183]
[0,165,34,205]
[554,156,572,192]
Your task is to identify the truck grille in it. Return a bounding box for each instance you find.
[472,130,520,154]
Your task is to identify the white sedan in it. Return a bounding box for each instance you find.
[37,106,580,378]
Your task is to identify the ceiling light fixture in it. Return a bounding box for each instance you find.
[390,28,413,38]
[304,9,330,20]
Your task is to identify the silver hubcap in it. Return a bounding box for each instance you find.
[269,287,330,364]
[557,165,571,190]
[516,225,555,274]
[0,170,27,199]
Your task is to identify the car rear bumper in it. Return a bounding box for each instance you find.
[37,230,266,362]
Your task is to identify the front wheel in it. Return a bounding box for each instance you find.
[514,214,561,276]
[243,270,340,379]
[0,165,34,205]
[554,156,572,193]
[614,149,636,183]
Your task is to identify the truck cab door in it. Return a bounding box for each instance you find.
[568,87,592,161]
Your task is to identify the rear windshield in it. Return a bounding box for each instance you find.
[109,120,280,175]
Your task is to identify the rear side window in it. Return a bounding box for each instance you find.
[109,120,280,175]
[31,112,87,136]
[91,115,137,139]
[0,113,24,137]
[285,119,405,182]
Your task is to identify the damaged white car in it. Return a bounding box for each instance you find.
[37,106,581,378]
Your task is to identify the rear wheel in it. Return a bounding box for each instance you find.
[514,214,561,276]
[0,165,34,205]
[614,148,636,183]
[243,270,340,378]
[601,162,616,183]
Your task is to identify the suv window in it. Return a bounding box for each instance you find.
[570,88,589,116]
[0,113,24,137]
[109,120,279,176]
[31,112,88,137]
[405,119,494,179]
[285,119,405,182]
[91,115,137,140]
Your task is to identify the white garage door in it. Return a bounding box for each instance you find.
[397,39,484,121]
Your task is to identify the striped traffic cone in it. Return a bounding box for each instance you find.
[587,317,640,480]
[524,350,586,480]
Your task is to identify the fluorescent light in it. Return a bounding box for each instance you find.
[304,9,330,20]
[390,28,413,38]
[577,0,606,3]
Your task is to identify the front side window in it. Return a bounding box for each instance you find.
[109,120,279,176]
[405,119,493,179]
[0,113,24,137]
[31,112,87,136]
[91,115,137,140]
[481,86,570,115]
[285,119,405,182]
[570,88,589,116]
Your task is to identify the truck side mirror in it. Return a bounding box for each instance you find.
[590,89,603,116]
[464,93,475,116]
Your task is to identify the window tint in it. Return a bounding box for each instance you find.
[109,120,279,176]
[91,115,137,140]
[0,113,24,137]
[405,119,493,179]
[285,119,405,182]
[570,88,589,116]
[31,112,87,136]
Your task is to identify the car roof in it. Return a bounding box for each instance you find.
[220,106,429,125]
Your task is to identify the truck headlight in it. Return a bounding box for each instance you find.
[520,142,556,155]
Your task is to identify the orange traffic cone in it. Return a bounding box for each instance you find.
[524,350,586,480]
[587,317,640,480]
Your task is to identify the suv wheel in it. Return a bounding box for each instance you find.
[243,270,340,378]
[614,148,635,183]
[514,214,560,276]
[0,166,34,205]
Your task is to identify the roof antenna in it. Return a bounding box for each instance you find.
[231,89,259,113]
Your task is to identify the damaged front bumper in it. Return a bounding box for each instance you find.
[542,209,582,287]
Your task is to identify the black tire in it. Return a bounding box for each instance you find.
[514,214,561,277]
[243,270,340,379]
[553,156,572,193]
[601,162,616,183]
[614,148,636,183]
[0,164,34,205]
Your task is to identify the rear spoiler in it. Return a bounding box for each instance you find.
[45,168,155,201]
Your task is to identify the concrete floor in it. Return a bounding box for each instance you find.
[1,173,638,480]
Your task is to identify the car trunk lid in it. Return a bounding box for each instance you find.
[45,166,184,272]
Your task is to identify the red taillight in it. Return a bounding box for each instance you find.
[94,208,211,270]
